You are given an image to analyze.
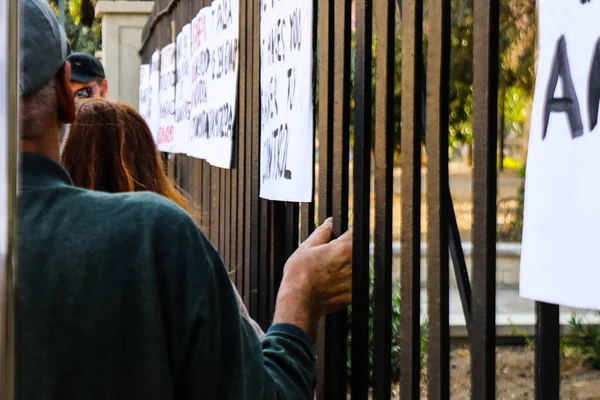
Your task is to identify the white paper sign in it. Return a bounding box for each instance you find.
[520,0,600,309]
[259,0,314,202]
[204,0,239,169]
[189,7,212,161]
[150,50,161,144]
[139,64,151,127]
[187,0,239,169]
[158,43,176,153]
[173,24,192,154]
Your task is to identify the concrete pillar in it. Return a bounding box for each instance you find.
[95,1,154,109]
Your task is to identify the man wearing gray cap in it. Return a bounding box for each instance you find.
[17,0,352,399]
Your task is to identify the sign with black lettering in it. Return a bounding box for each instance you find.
[158,43,176,152]
[139,64,151,130]
[259,0,314,202]
[149,50,161,144]
[521,0,600,309]
[189,7,212,161]
[173,24,192,154]
[187,0,239,169]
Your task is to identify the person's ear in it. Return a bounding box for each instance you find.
[55,62,76,124]
[101,78,108,98]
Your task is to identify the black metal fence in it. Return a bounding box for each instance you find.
[139,0,560,398]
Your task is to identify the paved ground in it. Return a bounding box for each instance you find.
[421,287,600,335]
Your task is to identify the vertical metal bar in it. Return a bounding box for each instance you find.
[316,0,334,396]
[199,0,206,230]
[249,0,261,319]
[400,0,423,397]
[189,158,195,204]
[269,202,287,320]
[225,170,231,270]
[352,0,372,396]
[317,0,334,251]
[181,157,187,194]
[0,0,18,396]
[212,168,220,249]
[194,159,202,225]
[204,163,212,239]
[448,191,472,334]
[268,204,276,318]
[258,199,270,329]
[325,0,351,397]
[244,20,252,309]
[471,0,499,397]
[197,160,204,226]
[219,169,226,264]
[236,0,248,298]
[300,203,315,242]
[299,0,318,252]
[230,153,238,284]
[535,302,560,400]
[285,203,299,258]
[270,203,298,320]
[426,0,451,395]
[372,0,395,397]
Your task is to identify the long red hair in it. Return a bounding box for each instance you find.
[61,98,196,217]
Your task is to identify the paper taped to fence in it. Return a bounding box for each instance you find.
[139,64,151,128]
[173,24,192,154]
[520,0,600,309]
[259,0,314,202]
[187,0,239,169]
[158,43,176,153]
[149,50,161,144]
[188,7,212,161]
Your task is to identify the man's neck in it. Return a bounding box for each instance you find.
[20,128,61,162]
[20,142,60,162]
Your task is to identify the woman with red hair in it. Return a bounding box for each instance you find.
[62,98,265,339]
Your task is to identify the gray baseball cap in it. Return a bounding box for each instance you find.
[19,0,68,96]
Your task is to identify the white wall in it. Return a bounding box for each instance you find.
[96,1,154,109]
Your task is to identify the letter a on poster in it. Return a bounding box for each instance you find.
[521,0,600,309]
[259,0,314,202]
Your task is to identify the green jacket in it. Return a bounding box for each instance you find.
[17,152,316,399]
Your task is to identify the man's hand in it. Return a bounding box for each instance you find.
[273,218,352,341]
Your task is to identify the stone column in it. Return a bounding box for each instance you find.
[95,1,154,109]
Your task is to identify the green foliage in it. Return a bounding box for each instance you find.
[47,0,101,55]
[563,313,600,370]
[448,0,474,149]
[347,259,428,382]
[344,1,537,160]
[496,166,525,242]
[348,28,403,161]
[502,157,522,170]
[447,0,536,150]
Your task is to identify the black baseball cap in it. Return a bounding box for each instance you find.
[66,52,105,83]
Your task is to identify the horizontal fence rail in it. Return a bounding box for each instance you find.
[138,0,561,398]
